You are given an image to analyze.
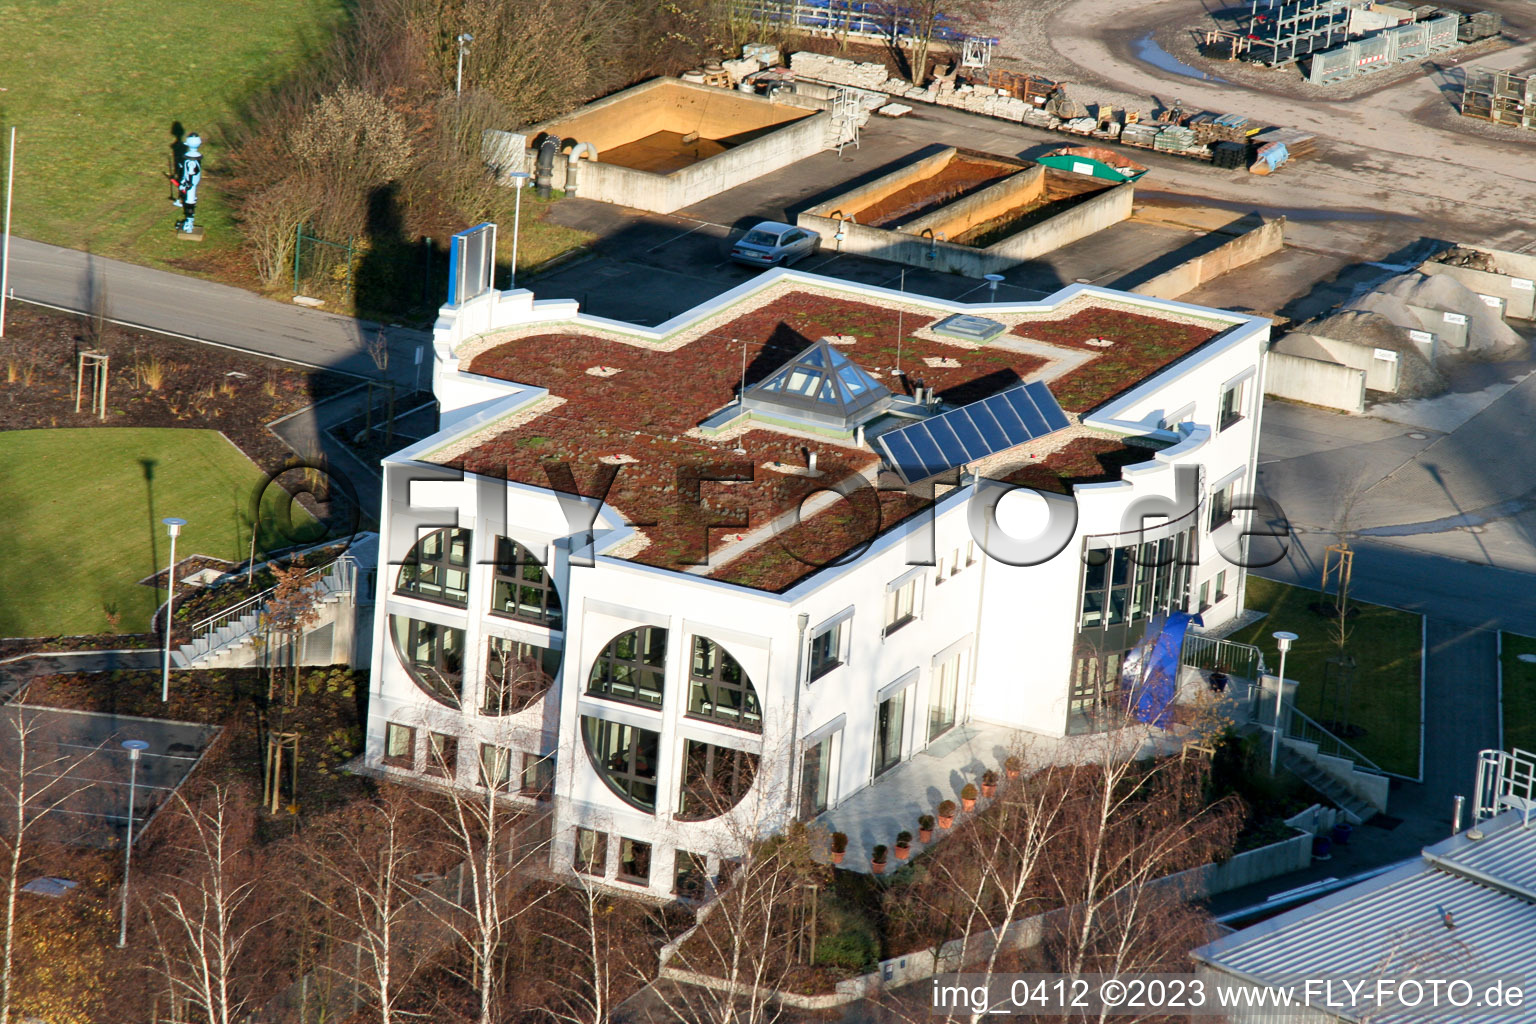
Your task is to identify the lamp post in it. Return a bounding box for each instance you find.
[1269,630,1299,775]
[161,517,186,703]
[117,739,149,948]
[455,33,473,97]
[509,170,530,289]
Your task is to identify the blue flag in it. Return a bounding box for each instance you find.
[1121,612,1202,727]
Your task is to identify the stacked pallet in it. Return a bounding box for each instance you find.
[1211,141,1248,169]
[1153,125,1198,152]
[1252,127,1317,159]
[789,52,890,90]
[1120,122,1162,149]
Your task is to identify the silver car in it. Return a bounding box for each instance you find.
[730,221,820,268]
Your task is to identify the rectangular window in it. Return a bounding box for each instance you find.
[800,731,836,820]
[1219,380,1246,431]
[965,541,976,566]
[1215,570,1229,602]
[950,548,962,576]
[935,557,945,583]
[885,577,918,635]
[396,528,471,606]
[874,688,907,778]
[674,850,708,899]
[478,743,513,791]
[1210,482,1235,531]
[716,857,741,889]
[490,537,562,628]
[688,636,762,732]
[1199,581,1211,612]
[520,752,554,799]
[384,722,415,769]
[587,627,667,708]
[425,732,457,778]
[618,837,651,885]
[574,827,606,876]
[929,654,961,742]
[677,741,758,821]
[808,621,845,681]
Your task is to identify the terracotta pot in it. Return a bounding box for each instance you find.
[894,843,911,861]
[831,850,845,865]
[1006,767,1020,780]
[981,782,996,799]
[871,858,886,875]
[918,828,933,843]
[961,796,976,812]
[937,814,954,829]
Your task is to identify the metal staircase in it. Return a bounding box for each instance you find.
[174,556,357,668]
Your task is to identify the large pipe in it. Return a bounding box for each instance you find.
[563,141,598,197]
[534,134,560,198]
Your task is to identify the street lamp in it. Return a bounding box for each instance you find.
[509,171,530,289]
[161,517,186,703]
[1269,630,1299,775]
[455,33,473,97]
[117,739,149,948]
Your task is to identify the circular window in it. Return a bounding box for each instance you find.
[687,636,761,732]
[491,538,563,628]
[483,637,561,716]
[396,528,471,607]
[390,615,464,708]
[582,716,660,813]
[676,739,759,821]
[587,627,668,709]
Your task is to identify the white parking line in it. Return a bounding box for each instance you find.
[644,222,710,253]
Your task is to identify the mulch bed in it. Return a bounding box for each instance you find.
[856,155,1024,228]
[0,304,354,473]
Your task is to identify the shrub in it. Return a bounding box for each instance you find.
[961,783,978,801]
[815,928,878,971]
[830,831,848,853]
[937,799,956,817]
[982,769,998,786]
[918,814,934,830]
[870,844,888,864]
[895,831,912,846]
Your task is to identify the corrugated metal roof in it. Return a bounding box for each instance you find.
[1194,812,1536,1023]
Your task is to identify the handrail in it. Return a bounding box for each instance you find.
[1182,634,1265,680]
[187,557,349,649]
[1283,704,1386,777]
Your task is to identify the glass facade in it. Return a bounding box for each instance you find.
[874,689,906,777]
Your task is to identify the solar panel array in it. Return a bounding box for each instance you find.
[876,381,1071,485]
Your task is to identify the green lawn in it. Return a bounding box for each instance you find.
[1501,634,1536,754]
[1232,577,1423,777]
[0,429,316,637]
[0,0,344,268]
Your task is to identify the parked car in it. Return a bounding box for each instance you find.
[730,221,820,268]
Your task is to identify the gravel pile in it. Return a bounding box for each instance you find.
[1346,270,1526,354]
[1299,310,1446,398]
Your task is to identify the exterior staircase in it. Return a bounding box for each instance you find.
[173,556,358,669]
[1279,748,1380,825]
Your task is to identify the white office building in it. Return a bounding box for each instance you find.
[364,268,1270,898]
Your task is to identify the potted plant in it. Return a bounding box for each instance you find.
[894,831,912,861]
[1005,755,1022,780]
[981,770,998,799]
[918,814,935,843]
[830,831,848,865]
[961,783,978,812]
[1331,822,1353,847]
[937,800,957,829]
[871,844,888,875]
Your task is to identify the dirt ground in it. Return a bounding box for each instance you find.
[0,304,354,474]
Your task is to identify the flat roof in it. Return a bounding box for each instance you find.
[1194,811,1536,1023]
[428,280,1229,590]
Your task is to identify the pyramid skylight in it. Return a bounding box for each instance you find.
[740,337,892,430]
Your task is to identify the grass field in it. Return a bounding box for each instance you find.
[0,0,592,311]
[0,0,346,269]
[0,428,316,637]
[1501,634,1536,754]
[1232,577,1423,777]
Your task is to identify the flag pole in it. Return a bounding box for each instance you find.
[0,127,15,338]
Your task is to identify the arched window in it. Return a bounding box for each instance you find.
[587,628,667,709]
[492,538,562,628]
[582,716,660,812]
[390,615,464,708]
[687,636,761,733]
[483,637,560,716]
[396,528,471,607]
[676,740,759,821]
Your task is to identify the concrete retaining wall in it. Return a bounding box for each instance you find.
[801,176,1131,278]
[525,78,827,214]
[904,165,1047,239]
[1132,217,1286,301]
[1264,351,1365,414]
[1274,332,1400,392]
[1420,258,1536,320]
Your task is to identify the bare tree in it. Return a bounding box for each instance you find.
[299,787,431,1024]
[537,872,653,1024]
[410,728,552,1024]
[0,705,98,1024]
[146,784,268,1024]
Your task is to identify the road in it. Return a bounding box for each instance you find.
[3,236,428,383]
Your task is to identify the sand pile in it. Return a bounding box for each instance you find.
[1346,270,1526,355]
